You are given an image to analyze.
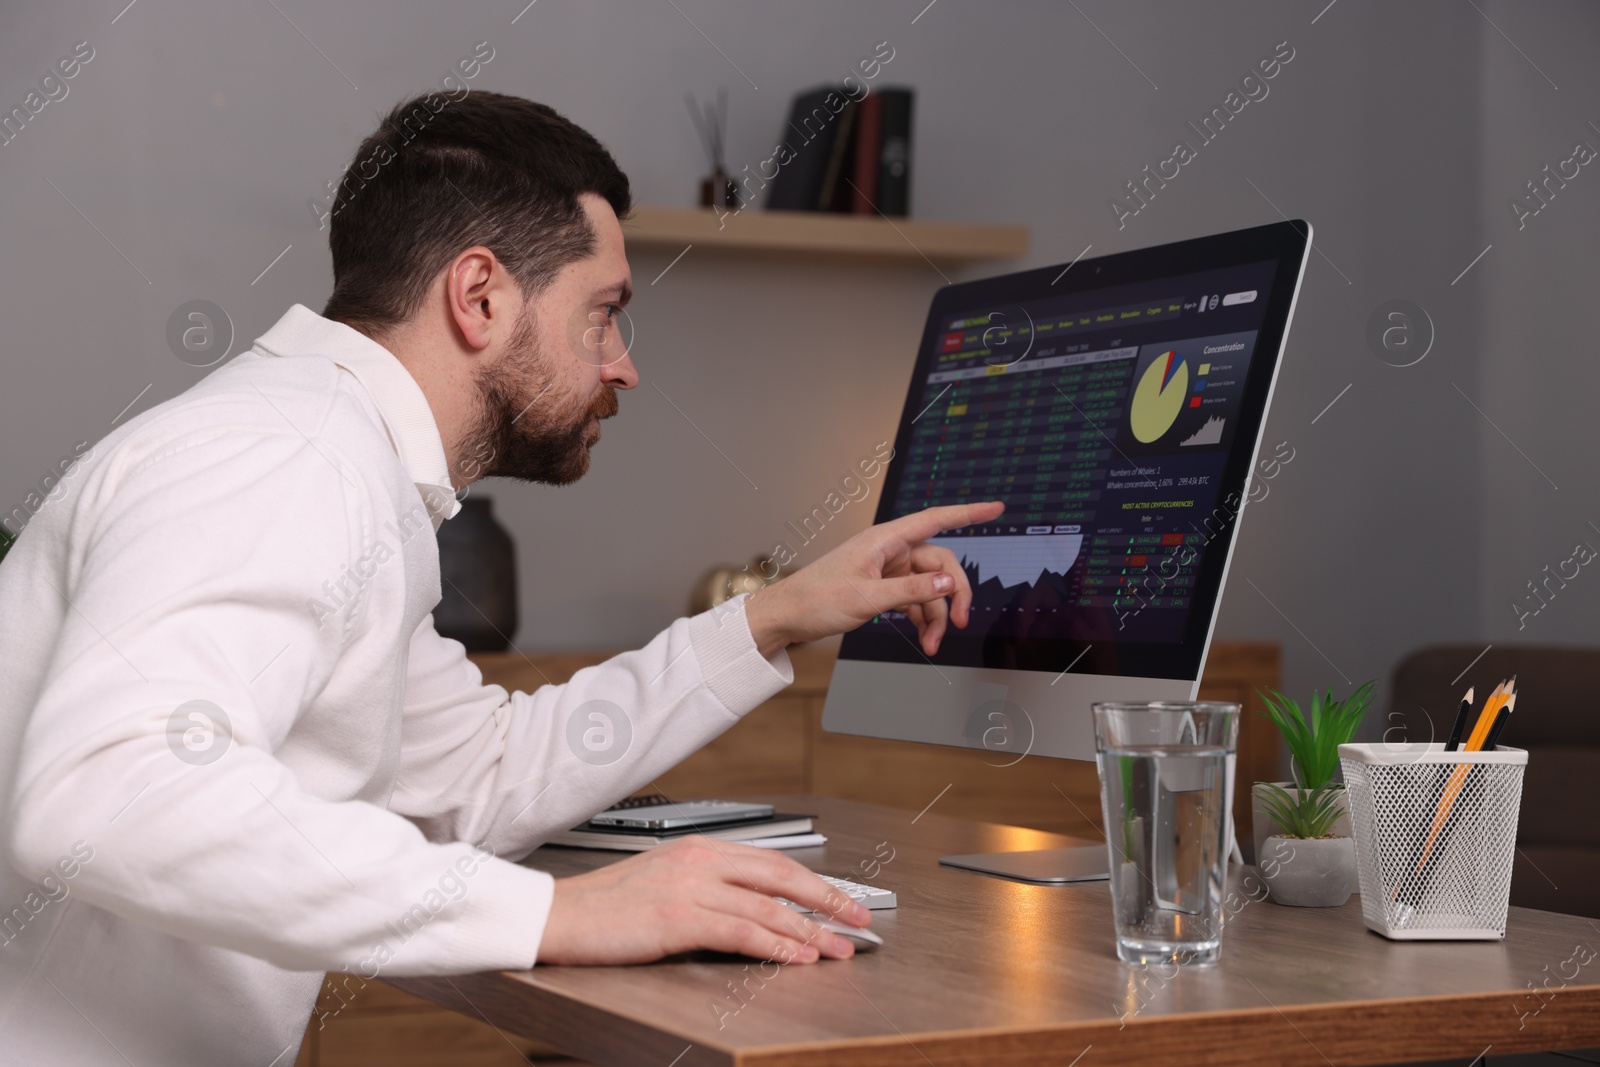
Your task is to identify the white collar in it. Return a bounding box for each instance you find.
[252,304,461,530]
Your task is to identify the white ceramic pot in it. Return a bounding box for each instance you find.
[1258,835,1357,907]
[1251,781,1352,860]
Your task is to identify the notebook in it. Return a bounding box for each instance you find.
[546,813,816,852]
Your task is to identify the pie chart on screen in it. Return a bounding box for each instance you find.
[1129,350,1189,443]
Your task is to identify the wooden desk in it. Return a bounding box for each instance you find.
[303,641,1284,1066]
[389,795,1600,1067]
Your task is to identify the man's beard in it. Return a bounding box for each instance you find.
[459,313,618,487]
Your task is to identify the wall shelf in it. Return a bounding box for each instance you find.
[621,205,1029,267]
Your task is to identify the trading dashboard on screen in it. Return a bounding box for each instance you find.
[839,249,1293,680]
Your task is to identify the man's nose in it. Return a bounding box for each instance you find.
[604,350,639,390]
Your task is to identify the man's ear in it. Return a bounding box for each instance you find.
[445,246,514,351]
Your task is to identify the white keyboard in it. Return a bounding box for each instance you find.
[781,874,896,912]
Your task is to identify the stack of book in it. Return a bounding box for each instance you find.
[764,86,913,216]
[547,811,818,852]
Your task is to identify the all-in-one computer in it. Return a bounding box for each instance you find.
[821,220,1312,882]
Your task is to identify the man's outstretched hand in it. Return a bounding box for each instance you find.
[538,502,1002,968]
[745,500,1005,658]
[537,836,871,966]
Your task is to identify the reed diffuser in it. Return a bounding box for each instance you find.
[686,88,738,209]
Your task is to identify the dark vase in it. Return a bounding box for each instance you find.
[433,496,518,652]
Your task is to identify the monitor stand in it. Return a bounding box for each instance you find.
[939,843,1110,884]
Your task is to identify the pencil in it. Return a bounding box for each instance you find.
[1411,679,1512,881]
[1445,686,1474,752]
[1465,678,1511,751]
[1482,692,1516,751]
[1395,683,1488,904]
[1395,684,1486,902]
[1407,681,1520,906]
[1400,683,1475,900]
[1395,677,1525,913]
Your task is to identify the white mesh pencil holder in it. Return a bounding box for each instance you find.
[1338,742,1527,940]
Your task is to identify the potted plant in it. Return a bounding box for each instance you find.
[1252,682,1374,907]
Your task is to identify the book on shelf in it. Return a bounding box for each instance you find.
[874,87,913,217]
[546,813,817,852]
[764,86,846,211]
[848,90,882,213]
[764,85,913,216]
[815,98,858,211]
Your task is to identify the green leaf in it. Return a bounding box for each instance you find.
[1259,781,1344,839]
[1256,681,1375,790]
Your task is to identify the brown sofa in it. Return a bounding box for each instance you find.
[1388,645,1600,920]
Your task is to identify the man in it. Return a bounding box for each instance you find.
[0,91,1001,1064]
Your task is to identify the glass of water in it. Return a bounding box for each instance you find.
[1093,702,1239,966]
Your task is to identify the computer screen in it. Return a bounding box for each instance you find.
[821,222,1310,880]
[836,223,1309,686]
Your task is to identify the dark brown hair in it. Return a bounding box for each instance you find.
[322,91,631,333]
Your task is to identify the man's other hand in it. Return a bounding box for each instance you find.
[745,500,1005,658]
[537,836,870,965]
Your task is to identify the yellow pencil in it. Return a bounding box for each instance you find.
[1413,678,1512,876]
[1465,677,1512,752]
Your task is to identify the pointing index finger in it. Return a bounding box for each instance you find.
[881,501,1005,546]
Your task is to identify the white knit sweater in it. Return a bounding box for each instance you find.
[0,305,793,1065]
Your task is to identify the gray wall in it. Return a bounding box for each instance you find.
[1477,1,1600,650]
[1,1,1593,723]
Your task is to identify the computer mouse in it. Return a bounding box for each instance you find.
[814,916,883,952]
